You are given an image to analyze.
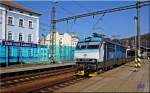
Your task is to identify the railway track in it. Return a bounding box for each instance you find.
[26,76,86,93]
[0,67,77,93]
[0,67,75,87]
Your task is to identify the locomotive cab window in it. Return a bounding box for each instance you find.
[87,45,99,49]
[81,45,86,49]
[76,45,86,50]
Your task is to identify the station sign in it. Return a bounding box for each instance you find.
[2,41,37,48]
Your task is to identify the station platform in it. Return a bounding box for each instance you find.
[0,62,75,74]
[56,59,149,92]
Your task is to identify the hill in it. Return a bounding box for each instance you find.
[120,33,150,48]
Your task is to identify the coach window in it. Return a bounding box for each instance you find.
[8,31,12,40]
[19,33,23,41]
[19,19,23,27]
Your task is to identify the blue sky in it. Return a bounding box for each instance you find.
[14,0,149,39]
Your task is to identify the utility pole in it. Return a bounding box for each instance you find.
[136,0,141,68]
[134,16,137,67]
[50,1,56,63]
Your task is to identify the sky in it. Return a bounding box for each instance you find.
[14,0,149,39]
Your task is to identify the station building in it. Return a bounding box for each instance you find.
[0,1,40,43]
[0,1,41,65]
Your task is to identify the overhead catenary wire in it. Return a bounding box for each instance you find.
[56,4,75,32]
[92,13,105,30]
[56,4,75,16]
[56,2,105,36]
[55,1,150,23]
[74,1,105,33]
[56,4,93,24]
[40,22,51,28]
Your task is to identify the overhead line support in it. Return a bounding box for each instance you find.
[55,1,149,23]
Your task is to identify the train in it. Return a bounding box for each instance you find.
[75,33,133,77]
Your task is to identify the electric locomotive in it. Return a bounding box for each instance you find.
[75,33,128,77]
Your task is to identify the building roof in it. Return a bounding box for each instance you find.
[0,0,41,16]
[72,36,79,39]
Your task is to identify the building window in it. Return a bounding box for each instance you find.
[28,34,32,42]
[19,19,23,27]
[8,31,12,40]
[8,17,13,25]
[9,8,14,11]
[19,33,22,41]
[29,21,33,29]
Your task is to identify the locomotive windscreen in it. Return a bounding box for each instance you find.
[87,45,99,49]
[76,45,86,50]
[76,42,101,50]
[76,37,102,50]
